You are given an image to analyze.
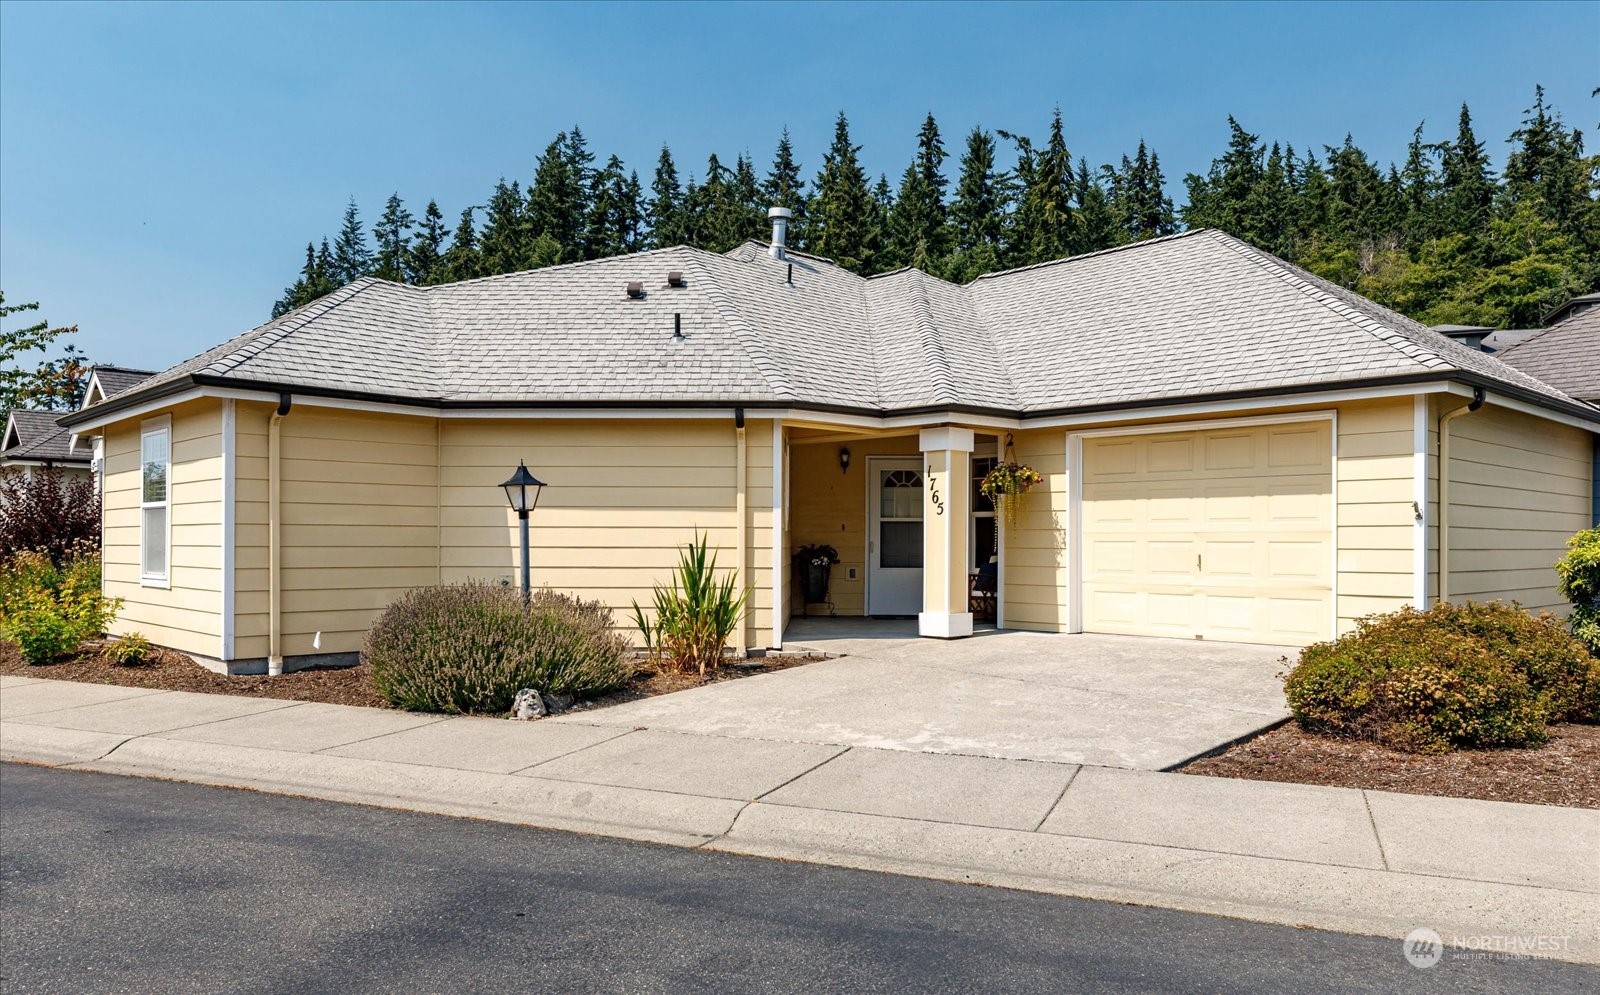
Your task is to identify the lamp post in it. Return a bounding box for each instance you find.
[500,460,546,600]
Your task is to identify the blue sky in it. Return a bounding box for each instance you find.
[1,0,1596,371]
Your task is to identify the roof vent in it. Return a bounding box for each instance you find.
[672,312,685,345]
[767,206,793,261]
[666,271,686,288]
[625,281,645,300]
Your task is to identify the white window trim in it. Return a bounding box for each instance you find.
[140,415,172,589]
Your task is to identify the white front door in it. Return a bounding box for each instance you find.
[867,458,924,616]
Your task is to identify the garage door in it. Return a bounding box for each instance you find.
[1080,420,1333,645]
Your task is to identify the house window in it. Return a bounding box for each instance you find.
[140,419,171,585]
[971,456,997,566]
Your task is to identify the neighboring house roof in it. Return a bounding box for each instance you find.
[1542,291,1600,327]
[1428,325,1543,354]
[1495,299,1600,403]
[83,365,157,406]
[1,409,90,465]
[62,229,1600,428]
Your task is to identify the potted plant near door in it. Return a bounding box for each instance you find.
[792,543,840,616]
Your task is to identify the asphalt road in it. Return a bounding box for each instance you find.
[1,763,1591,994]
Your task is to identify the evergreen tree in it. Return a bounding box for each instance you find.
[763,128,808,247]
[479,178,527,275]
[371,192,415,282]
[888,112,952,270]
[621,170,646,253]
[1436,103,1496,240]
[946,126,1005,281]
[1000,108,1077,265]
[810,112,874,271]
[585,154,632,259]
[1110,140,1177,243]
[439,207,482,283]
[648,146,687,248]
[526,132,586,264]
[1399,123,1440,249]
[1182,117,1267,242]
[331,197,372,284]
[732,152,766,244]
[1075,158,1121,253]
[407,200,448,285]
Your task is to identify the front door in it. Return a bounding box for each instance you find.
[867,458,924,615]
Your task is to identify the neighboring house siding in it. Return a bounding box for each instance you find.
[439,417,775,649]
[1002,428,1069,632]
[233,404,440,662]
[1441,403,1591,612]
[1333,398,1416,632]
[103,399,223,654]
[787,434,920,617]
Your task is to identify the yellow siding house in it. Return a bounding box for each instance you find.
[61,227,1598,673]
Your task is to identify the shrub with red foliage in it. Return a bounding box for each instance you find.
[0,466,99,564]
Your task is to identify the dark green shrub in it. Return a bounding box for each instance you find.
[364,583,633,714]
[1556,528,1600,657]
[1284,601,1598,754]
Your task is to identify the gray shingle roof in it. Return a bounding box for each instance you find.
[1495,302,1600,404]
[77,229,1597,424]
[90,366,156,400]
[2,410,88,464]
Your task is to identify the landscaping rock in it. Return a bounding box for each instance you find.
[511,688,547,720]
[542,692,574,713]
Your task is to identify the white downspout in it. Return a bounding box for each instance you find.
[1437,386,1485,605]
[268,394,291,675]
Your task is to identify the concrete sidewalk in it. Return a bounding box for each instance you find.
[3,674,1597,966]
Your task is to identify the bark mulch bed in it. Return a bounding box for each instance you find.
[1181,720,1600,809]
[1,640,827,716]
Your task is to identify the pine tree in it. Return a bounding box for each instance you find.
[526,132,586,264]
[810,113,874,271]
[946,126,1005,281]
[763,128,808,247]
[1436,103,1496,240]
[479,178,527,275]
[1075,158,1121,253]
[408,200,448,285]
[621,170,646,253]
[331,197,372,285]
[1182,117,1266,242]
[1000,108,1077,265]
[889,112,952,270]
[438,207,481,284]
[648,146,686,248]
[371,192,415,282]
[585,154,632,259]
[1399,123,1440,249]
[732,152,766,245]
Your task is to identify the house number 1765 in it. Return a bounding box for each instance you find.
[927,464,944,516]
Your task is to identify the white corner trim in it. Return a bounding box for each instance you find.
[220,399,236,661]
[1412,394,1429,609]
[1064,433,1084,633]
[917,611,974,639]
[771,419,785,650]
[918,426,976,452]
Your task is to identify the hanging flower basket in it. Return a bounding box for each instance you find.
[980,461,1043,531]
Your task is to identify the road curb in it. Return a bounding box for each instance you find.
[707,802,1600,966]
[67,736,746,848]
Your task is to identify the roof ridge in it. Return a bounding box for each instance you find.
[727,239,842,268]
[968,229,1207,285]
[681,253,797,401]
[907,271,958,406]
[1492,325,1555,359]
[424,245,700,291]
[201,279,380,379]
[1203,231,1449,372]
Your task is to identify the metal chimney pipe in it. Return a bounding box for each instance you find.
[767,206,793,260]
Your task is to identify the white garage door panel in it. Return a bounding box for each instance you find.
[1081,421,1333,645]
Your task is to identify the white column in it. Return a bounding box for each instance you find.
[918,426,974,639]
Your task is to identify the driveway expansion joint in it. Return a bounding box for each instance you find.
[1360,789,1392,871]
[1031,764,1081,832]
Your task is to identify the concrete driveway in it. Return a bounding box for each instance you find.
[559,620,1293,770]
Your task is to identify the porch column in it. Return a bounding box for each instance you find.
[919,426,973,638]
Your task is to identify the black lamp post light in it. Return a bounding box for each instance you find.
[500,460,546,599]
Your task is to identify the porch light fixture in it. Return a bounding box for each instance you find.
[838,447,851,475]
[500,460,546,598]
